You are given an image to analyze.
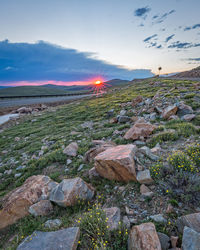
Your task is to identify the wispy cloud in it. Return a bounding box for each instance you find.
[143,34,158,42]
[168,41,200,49]
[152,10,175,24]
[165,34,175,43]
[0,40,154,83]
[184,23,200,31]
[134,6,151,19]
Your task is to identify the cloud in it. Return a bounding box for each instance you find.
[134,6,151,19]
[168,41,200,49]
[0,40,154,83]
[184,23,200,31]
[165,34,175,43]
[143,34,158,42]
[152,10,175,24]
[187,58,200,61]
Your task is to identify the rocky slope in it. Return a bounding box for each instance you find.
[172,66,200,78]
[0,77,200,249]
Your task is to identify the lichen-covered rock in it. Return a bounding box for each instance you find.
[124,123,156,140]
[182,226,200,250]
[44,219,62,229]
[94,144,137,182]
[17,227,80,250]
[137,170,154,184]
[0,175,57,230]
[177,103,193,117]
[103,207,121,230]
[50,177,94,207]
[128,222,161,250]
[177,212,200,233]
[162,105,178,119]
[28,200,53,216]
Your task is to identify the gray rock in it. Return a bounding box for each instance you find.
[66,159,72,165]
[89,167,100,179]
[157,232,170,250]
[4,169,12,175]
[63,142,78,157]
[77,164,84,171]
[150,214,167,224]
[137,170,154,184]
[15,173,22,178]
[29,200,53,216]
[103,207,121,230]
[177,103,193,117]
[177,212,200,233]
[50,177,94,207]
[44,219,62,229]
[181,114,196,121]
[17,227,80,250]
[120,110,127,116]
[107,109,114,118]
[117,115,131,123]
[81,121,93,129]
[150,112,157,121]
[182,226,200,250]
[16,165,26,171]
[123,216,130,229]
[139,146,159,161]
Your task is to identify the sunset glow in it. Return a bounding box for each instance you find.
[95,80,102,85]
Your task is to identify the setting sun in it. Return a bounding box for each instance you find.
[95,80,102,85]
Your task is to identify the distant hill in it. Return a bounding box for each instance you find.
[172,66,200,78]
[0,85,69,97]
[0,79,130,97]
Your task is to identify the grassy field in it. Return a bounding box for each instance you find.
[0,78,200,249]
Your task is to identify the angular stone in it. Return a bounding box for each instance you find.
[103,207,121,230]
[29,200,53,216]
[182,226,200,250]
[118,115,131,123]
[89,167,100,179]
[63,142,78,157]
[17,107,32,114]
[150,214,167,224]
[44,219,62,229]
[132,96,143,107]
[157,232,170,250]
[94,145,137,182]
[182,114,196,121]
[137,170,154,184]
[128,222,161,250]
[177,212,200,233]
[140,184,151,194]
[123,216,131,229]
[0,175,57,230]
[124,123,156,140]
[139,146,159,161]
[50,177,94,207]
[17,227,80,250]
[162,105,178,119]
[177,103,193,117]
[84,141,116,163]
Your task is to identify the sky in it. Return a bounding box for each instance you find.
[0,0,200,86]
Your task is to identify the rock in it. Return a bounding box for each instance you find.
[149,112,157,121]
[182,226,200,250]
[151,144,161,154]
[139,146,159,161]
[123,216,131,229]
[171,236,178,248]
[140,184,151,194]
[89,167,100,179]
[150,214,167,224]
[81,121,93,129]
[177,212,200,233]
[66,159,72,165]
[63,142,78,157]
[128,222,161,250]
[84,141,116,163]
[15,137,20,142]
[94,144,137,182]
[137,170,154,184]
[0,175,57,230]
[17,107,32,114]
[15,173,22,178]
[107,109,114,118]
[182,114,196,121]
[168,115,179,120]
[118,115,131,123]
[44,219,62,229]
[50,177,94,207]
[132,96,143,107]
[162,105,178,119]
[120,110,127,116]
[28,200,53,216]
[124,123,156,140]
[177,103,193,117]
[103,207,121,230]
[17,227,80,250]
[166,204,174,214]
[157,232,170,250]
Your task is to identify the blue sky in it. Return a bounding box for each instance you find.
[0,0,200,85]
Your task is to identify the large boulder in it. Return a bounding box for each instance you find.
[84,140,116,163]
[94,144,137,182]
[162,105,178,119]
[63,142,78,156]
[17,227,80,250]
[128,222,161,250]
[182,226,200,250]
[124,123,156,140]
[177,212,200,233]
[103,207,121,230]
[0,175,57,230]
[50,177,94,207]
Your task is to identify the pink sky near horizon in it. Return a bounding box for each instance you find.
[0,77,105,87]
